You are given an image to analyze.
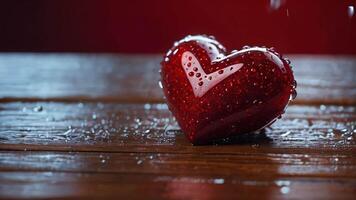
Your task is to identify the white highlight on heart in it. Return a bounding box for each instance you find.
[181,51,244,97]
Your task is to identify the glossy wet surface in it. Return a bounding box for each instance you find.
[0,54,355,199]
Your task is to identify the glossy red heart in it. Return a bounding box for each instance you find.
[161,35,296,144]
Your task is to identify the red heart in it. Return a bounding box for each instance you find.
[161,35,296,144]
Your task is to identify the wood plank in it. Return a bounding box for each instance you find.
[0,102,355,153]
[1,172,355,200]
[290,55,356,104]
[0,54,355,104]
[0,53,162,103]
[1,151,356,179]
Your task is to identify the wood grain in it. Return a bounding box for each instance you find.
[1,151,356,178]
[1,172,355,200]
[0,103,355,153]
[0,54,355,104]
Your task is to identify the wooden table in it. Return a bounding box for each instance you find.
[0,54,355,199]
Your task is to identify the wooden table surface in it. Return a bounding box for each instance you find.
[0,54,355,199]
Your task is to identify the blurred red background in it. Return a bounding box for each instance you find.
[0,0,355,54]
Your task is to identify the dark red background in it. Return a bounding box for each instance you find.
[0,0,355,54]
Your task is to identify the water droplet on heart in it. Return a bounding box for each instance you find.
[290,89,297,100]
[188,72,194,76]
[292,80,297,88]
[208,35,216,39]
[242,45,250,49]
[188,56,192,61]
[218,70,224,74]
[208,76,212,80]
[198,82,204,86]
[173,49,179,55]
[348,5,354,18]
[231,49,238,53]
[187,62,191,67]
[193,67,198,72]
[196,73,201,77]
[166,49,172,56]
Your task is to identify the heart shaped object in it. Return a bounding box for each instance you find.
[161,35,296,144]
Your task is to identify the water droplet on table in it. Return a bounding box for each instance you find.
[158,81,163,89]
[213,178,225,184]
[280,186,290,194]
[144,104,151,110]
[33,106,43,112]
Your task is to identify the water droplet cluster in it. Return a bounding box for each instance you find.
[2,102,183,145]
[0,103,354,149]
